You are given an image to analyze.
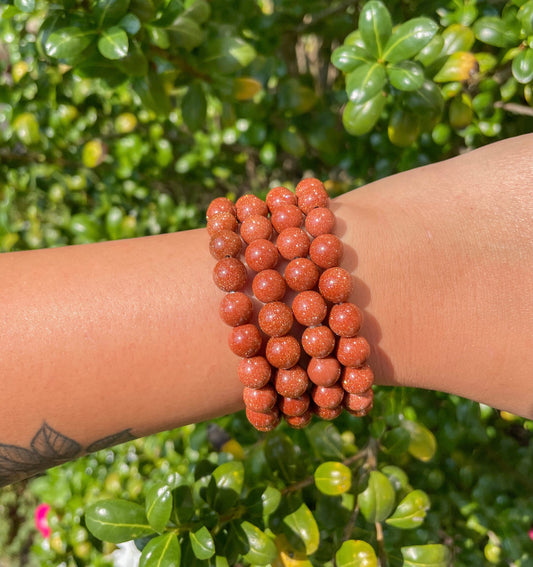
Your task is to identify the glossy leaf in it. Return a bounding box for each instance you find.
[283,503,320,555]
[212,461,244,495]
[185,0,211,24]
[85,499,154,543]
[415,34,444,67]
[44,27,94,59]
[512,48,533,84]
[388,108,419,147]
[342,93,386,136]
[98,26,128,59]
[449,95,473,129]
[190,526,215,560]
[133,70,171,116]
[202,37,256,74]
[518,1,533,36]
[346,62,386,104]
[172,485,194,525]
[380,427,411,454]
[314,462,352,496]
[139,533,181,567]
[381,465,411,495]
[119,13,141,34]
[473,17,521,48]
[387,61,424,91]
[401,544,451,567]
[383,17,438,63]
[400,418,437,461]
[358,1,392,58]
[264,432,300,483]
[168,16,203,51]
[182,83,206,131]
[386,490,430,529]
[241,521,277,565]
[344,30,366,48]
[233,77,262,101]
[434,51,478,82]
[13,112,40,145]
[336,540,378,567]
[441,24,475,55]
[357,471,395,523]
[14,0,35,13]
[94,0,129,28]
[331,45,371,73]
[146,484,173,533]
[402,80,444,130]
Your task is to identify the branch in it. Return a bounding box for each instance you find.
[494,101,533,117]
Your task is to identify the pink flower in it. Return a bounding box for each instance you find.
[529,528,533,541]
[34,503,51,538]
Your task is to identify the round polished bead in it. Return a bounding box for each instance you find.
[228,324,262,358]
[311,383,344,409]
[252,269,286,303]
[266,336,300,369]
[246,407,280,432]
[241,214,273,244]
[285,410,312,429]
[297,184,329,215]
[236,194,268,222]
[245,239,278,272]
[243,385,278,413]
[266,186,298,212]
[292,291,327,326]
[238,356,272,389]
[278,393,310,417]
[219,292,253,326]
[213,257,247,292]
[276,227,310,260]
[209,230,242,260]
[258,301,293,337]
[284,258,320,292]
[301,326,335,358]
[207,197,236,219]
[337,336,371,367]
[305,207,335,237]
[329,303,363,337]
[344,389,373,413]
[271,204,304,233]
[319,267,352,303]
[295,177,326,198]
[274,365,308,397]
[307,356,341,387]
[309,234,343,269]
[341,364,374,395]
[314,406,343,420]
[207,212,238,236]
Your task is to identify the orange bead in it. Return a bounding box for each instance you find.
[292,291,327,326]
[207,197,236,219]
[307,356,341,387]
[305,207,335,237]
[319,267,352,303]
[241,214,273,243]
[213,257,247,292]
[209,230,242,260]
[329,303,362,337]
[295,177,326,198]
[252,269,286,303]
[271,204,304,233]
[238,356,272,389]
[246,407,280,432]
[309,234,343,269]
[297,184,329,215]
[311,383,344,409]
[341,364,374,394]
[314,406,343,420]
[266,186,297,212]
[301,326,335,358]
[243,385,278,413]
[258,301,293,337]
[276,227,310,260]
[337,336,371,367]
[274,365,308,397]
[236,194,268,222]
[219,292,253,326]
[344,389,373,413]
[207,212,238,236]
[245,239,278,272]
[278,393,310,417]
[284,258,320,292]
[285,410,312,429]
[266,335,300,369]
[228,324,262,358]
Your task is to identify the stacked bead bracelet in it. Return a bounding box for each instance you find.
[207,179,374,431]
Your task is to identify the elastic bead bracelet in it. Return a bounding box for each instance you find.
[207,178,374,431]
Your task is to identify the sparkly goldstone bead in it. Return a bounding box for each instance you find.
[329,303,362,337]
[337,336,371,367]
[309,234,343,269]
[311,383,344,409]
[341,364,374,394]
[243,385,278,413]
[252,269,286,303]
[285,410,313,429]
[295,177,326,198]
[301,326,335,358]
[266,186,297,212]
[245,239,278,272]
[266,335,300,369]
[278,393,310,417]
[246,407,280,432]
[258,301,293,337]
[305,207,335,237]
[271,204,304,233]
[314,406,343,420]
[344,389,373,413]
[236,194,268,222]
[207,197,236,219]
[284,258,320,292]
[274,365,308,397]
[292,291,327,326]
[219,292,253,326]
[213,257,247,292]
[319,267,352,303]
[307,356,341,387]
[238,356,271,389]
[276,227,310,260]
[240,214,273,244]
[228,324,262,358]
[209,230,242,260]
[207,212,238,236]
[297,184,329,215]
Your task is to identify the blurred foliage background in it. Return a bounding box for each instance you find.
[0,0,532,565]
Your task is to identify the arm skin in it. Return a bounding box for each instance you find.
[0,134,531,487]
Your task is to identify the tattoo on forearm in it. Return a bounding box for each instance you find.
[0,421,136,488]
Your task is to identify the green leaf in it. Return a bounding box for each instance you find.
[283,503,320,555]
[133,70,171,116]
[518,1,533,36]
[512,48,533,84]
[383,17,438,63]
[400,418,437,461]
[264,432,300,483]
[441,24,475,55]
[331,45,371,73]
[212,461,244,495]
[182,83,206,132]
[357,471,395,523]
[262,485,282,517]
[415,34,444,67]
[402,79,444,131]
[98,26,129,59]
[314,462,352,496]
[189,526,215,560]
[473,17,521,48]
[44,27,94,59]
[307,422,344,461]
[381,465,411,495]
[336,540,378,567]
[358,1,392,58]
[202,37,256,74]
[85,499,154,543]
[401,544,451,567]
[346,62,386,104]
[119,13,141,34]
[387,61,424,91]
[380,427,411,454]
[184,0,211,23]
[94,0,130,28]
[434,51,478,82]
[168,16,203,51]
[139,533,181,567]
[342,92,386,136]
[146,484,173,533]
[240,521,277,565]
[172,485,194,525]
[14,0,35,13]
[13,112,40,145]
[386,490,430,529]
[278,78,318,115]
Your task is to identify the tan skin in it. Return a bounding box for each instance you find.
[0,134,531,487]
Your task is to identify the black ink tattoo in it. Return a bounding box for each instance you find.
[0,422,136,488]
